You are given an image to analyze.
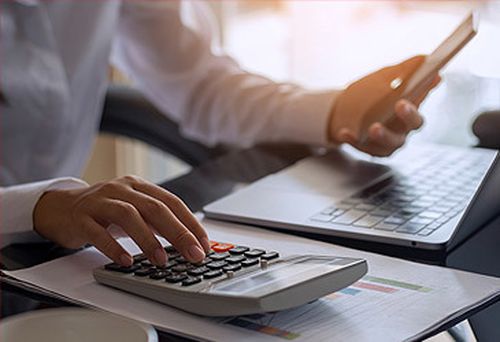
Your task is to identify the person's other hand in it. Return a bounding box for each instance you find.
[33,176,211,266]
[328,55,441,157]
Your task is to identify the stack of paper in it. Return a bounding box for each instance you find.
[3,218,499,341]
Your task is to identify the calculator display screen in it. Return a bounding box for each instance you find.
[212,257,344,296]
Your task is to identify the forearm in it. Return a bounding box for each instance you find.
[113,0,339,147]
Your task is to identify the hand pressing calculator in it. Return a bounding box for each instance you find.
[94,241,367,316]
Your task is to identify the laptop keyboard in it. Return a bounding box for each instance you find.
[310,153,489,237]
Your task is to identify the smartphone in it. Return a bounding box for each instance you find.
[401,12,479,102]
[352,12,479,143]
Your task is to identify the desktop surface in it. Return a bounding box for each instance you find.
[1,143,499,340]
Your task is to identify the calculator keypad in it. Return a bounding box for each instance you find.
[103,241,280,287]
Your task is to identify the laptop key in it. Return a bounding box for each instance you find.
[355,203,377,211]
[321,207,336,215]
[426,222,443,230]
[384,216,407,225]
[374,222,399,231]
[418,211,443,219]
[409,217,434,225]
[311,214,333,223]
[331,210,366,225]
[396,222,426,234]
[417,228,435,236]
[353,215,383,228]
[371,208,394,217]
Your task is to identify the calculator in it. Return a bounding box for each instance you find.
[93,241,367,316]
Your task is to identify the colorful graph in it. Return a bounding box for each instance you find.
[223,275,433,340]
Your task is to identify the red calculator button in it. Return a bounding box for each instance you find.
[209,241,220,249]
[212,243,235,253]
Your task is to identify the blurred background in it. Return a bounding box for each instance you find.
[83,0,500,185]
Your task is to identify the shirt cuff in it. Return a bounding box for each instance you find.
[277,89,340,146]
[1,177,88,248]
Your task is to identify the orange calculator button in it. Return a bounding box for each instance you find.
[212,242,235,253]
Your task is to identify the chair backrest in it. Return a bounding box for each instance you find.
[473,110,500,149]
[100,85,228,167]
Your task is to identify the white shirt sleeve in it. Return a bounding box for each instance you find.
[112,0,340,148]
[0,178,88,248]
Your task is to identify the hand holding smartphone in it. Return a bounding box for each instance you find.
[330,12,479,143]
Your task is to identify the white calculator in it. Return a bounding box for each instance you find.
[93,241,367,316]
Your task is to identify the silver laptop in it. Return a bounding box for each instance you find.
[204,143,500,251]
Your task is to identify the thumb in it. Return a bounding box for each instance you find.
[394,55,426,83]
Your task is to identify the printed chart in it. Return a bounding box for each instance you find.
[218,275,433,341]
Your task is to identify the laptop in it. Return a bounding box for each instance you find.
[204,143,500,251]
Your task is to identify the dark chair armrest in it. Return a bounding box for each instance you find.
[472,110,500,150]
[99,85,227,166]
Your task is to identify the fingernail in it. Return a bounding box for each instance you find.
[188,245,205,262]
[201,237,211,252]
[376,127,384,139]
[120,254,133,266]
[404,103,413,115]
[154,248,167,266]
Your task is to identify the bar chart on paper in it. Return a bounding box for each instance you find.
[217,275,434,341]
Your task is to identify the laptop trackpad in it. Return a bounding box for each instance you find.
[256,150,392,199]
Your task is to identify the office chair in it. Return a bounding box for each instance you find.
[99,85,228,167]
[473,110,500,150]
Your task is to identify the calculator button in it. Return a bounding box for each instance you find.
[149,271,170,280]
[204,270,223,279]
[241,258,259,267]
[105,263,123,272]
[261,252,279,260]
[165,274,188,283]
[212,243,235,253]
[244,249,265,258]
[134,267,156,277]
[164,245,176,253]
[163,260,178,269]
[172,264,189,273]
[175,256,188,264]
[223,264,241,272]
[167,251,180,259]
[133,254,147,263]
[141,260,153,267]
[210,252,230,261]
[209,240,220,249]
[228,246,249,255]
[187,266,210,276]
[207,261,228,270]
[194,257,213,266]
[182,277,202,287]
[105,264,140,273]
[226,255,246,264]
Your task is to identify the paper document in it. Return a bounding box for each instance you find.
[3,218,500,342]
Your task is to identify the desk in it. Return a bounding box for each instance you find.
[2,143,499,340]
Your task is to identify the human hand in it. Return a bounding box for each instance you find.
[328,55,441,157]
[33,176,210,266]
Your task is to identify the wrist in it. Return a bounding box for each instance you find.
[33,189,74,244]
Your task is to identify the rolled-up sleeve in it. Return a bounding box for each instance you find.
[112,0,339,148]
[0,178,88,247]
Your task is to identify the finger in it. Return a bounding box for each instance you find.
[94,199,167,266]
[82,218,132,266]
[113,189,206,263]
[336,128,359,146]
[133,182,210,252]
[363,124,406,157]
[388,100,424,134]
